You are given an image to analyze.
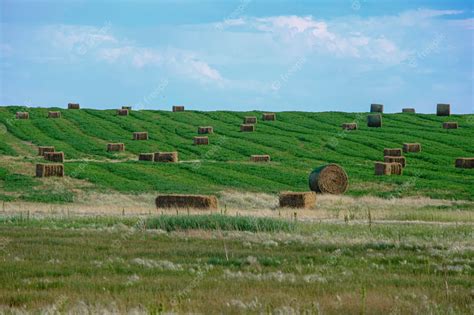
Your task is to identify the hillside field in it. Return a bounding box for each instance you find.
[0,106,473,202]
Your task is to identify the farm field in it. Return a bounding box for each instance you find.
[0,106,473,203]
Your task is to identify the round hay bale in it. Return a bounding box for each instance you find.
[308,164,348,194]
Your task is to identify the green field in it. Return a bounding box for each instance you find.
[0,106,473,202]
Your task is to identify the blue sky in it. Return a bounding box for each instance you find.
[1,0,473,113]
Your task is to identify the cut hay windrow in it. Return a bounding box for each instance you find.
[342,123,357,130]
[155,194,218,210]
[38,146,55,156]
[194,136,209,145]
[262,113,276,121]
[437,104,450,116]
[44,152,64,163]
[383,148,402,157]
[375,162,402,175]
[250,155,270,162]
[107,143,125,152]
[48,111,61,118]
[243,116,257,124]
[16,112,29,119]
[240,124,255,132]
[122,106,132,110]
[370,104,384,113]
[309,164,348,195]
[36,163,64,178]
[402,108,416,113]
[455,158,474,169]
[117,109,129,116]
[403,143,421,153]
[384,156,406,168]
[198,126,214,134]
[279,191,316,209]
[367,114,382,127]
[133,132,149,140]
[443,122,458,129]
[154,152,178,163]
[172,105,185,112]
[68,103,80,109]
[138,153,154,161]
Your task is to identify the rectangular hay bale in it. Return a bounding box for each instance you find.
[279,191,316,209]
[383,148,402,157]
[367,114,382,127]
[117,109,129,116]
[154,152,178,163]
[250,155,270,162]
[44,152,64,163]
[16,112,29,119]
[402,108,415,113]
[38,146,55,156]
[36,163,64,177]
[384,156,406,168]
[155,194,218,210]
[240,124,255,132]
[370,104,384,113]
[133,132,149,140]
[68,103,80,109]
[262,113,276,121]
[437,104,450,116]
[172,106,185,112]
[403,143,421,153]
[194,136,209,145]
[375,162,391,176]
[455,158,474,169]
[198,126,214,134]
[48,111,61,118]
[243,116,257,124]
[122,106,132,110]
[342,123,358,130]
[107,143,125,152]
[138,153,154,161]
[443,122,458,129]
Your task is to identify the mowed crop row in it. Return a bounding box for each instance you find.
[0,106,473,200]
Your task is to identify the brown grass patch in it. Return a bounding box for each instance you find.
[279,191,316,208]
[155,194,218,209]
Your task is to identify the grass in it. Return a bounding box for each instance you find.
[0,214,472,313]
[0,106,473,202]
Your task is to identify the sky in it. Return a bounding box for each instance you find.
[0,0,473,113]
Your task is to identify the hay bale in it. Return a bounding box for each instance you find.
[36,163,64,177]
[194,136,209,145]
[370,104,384,113]
[402,108,415,113]
[198,126,214,134]
[374,162,391,175]
[122,106,132,110]
[262,113,276,121]
[155,194,218,210]
[279,191,316,209]
[16,112,29,119]
[68,103,80,109]
[455,158,474,169]
[44,152,64,163]
[117,109,129,116]
[244,116,257,124]
[133,132,149,140]
[38,146,55,156]
[48,111,61,118]
[403,143,421,153]
[107,143,125,152]
[367,114,382,127]
[172,106,185,112]
[342,123,357,130]
[138,153,154,161]
[240,124,255,132]
[389,162,403,175]
[154,152,178,163]
[383,148,402,157]
[308,164,348,194]
[443,122,458,129]
[437,104,450,116]
[250,155,270,162]
[384,156,406,168]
